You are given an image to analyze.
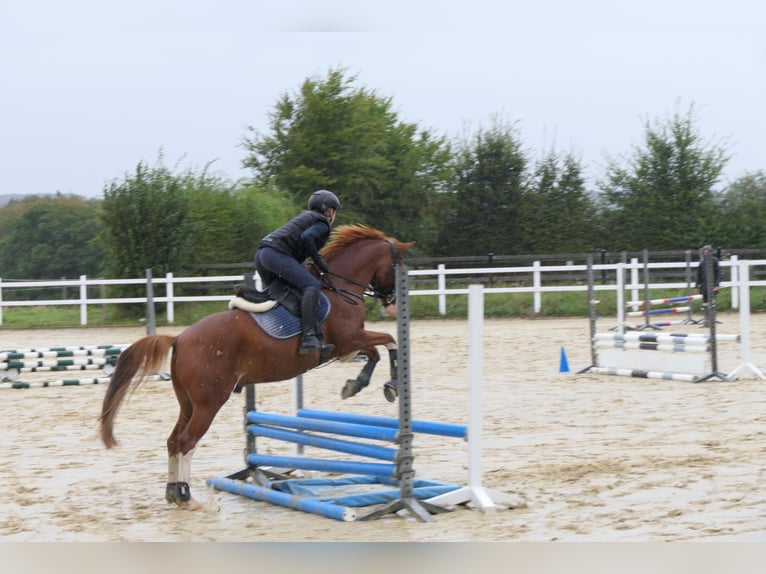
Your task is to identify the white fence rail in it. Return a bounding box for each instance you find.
[1,256,766,326]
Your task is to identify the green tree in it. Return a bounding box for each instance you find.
[0,194,104,279]
[436,118,528,256]
[597,105,728,250]
[715,171,766,248]
[184,176,298,266]
[241,66,451,251]
[521,151,597,253]
[100,156,192,278]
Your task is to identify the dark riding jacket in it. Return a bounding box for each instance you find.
[258,210,331,270]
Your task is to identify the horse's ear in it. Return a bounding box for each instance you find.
[396,240,416,254]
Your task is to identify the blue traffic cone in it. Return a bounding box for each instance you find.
[559,346,570,373]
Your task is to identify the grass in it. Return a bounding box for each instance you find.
[1,286,763,330]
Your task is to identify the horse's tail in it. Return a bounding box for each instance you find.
[99,334,176,449]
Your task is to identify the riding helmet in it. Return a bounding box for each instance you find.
[308,190,340,213]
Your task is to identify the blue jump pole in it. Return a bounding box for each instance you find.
[246,411,399,442]
[207,476,356,522]
[327,484,460,507]
[247,454,397,478]
[297,408,468,439]
[247,425,398,461]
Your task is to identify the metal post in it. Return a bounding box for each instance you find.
[294,375,304,455]
[642,249,650,330]
[145,268,156,335]
[684,250,695,324]
[581,255,598,370]
[696,252,728,382]
[359,264,448,522]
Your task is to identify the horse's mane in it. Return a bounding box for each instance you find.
[321,224,389,261]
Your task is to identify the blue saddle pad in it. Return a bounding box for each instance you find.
[252,293,331,339]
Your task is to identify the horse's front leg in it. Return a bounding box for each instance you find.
[381,345,399,402]
[340,335,399,402]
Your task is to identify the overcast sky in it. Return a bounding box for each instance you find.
[2,0,764,198]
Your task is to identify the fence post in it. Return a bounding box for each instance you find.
[616,262,626,334]
[79,275,88,325]
[100,279,107,321]
[533,261,541,314]
[684,250,694,322]
[630,257,640,305]
[145,268,156,334]
[166,272,175,324]
[437,263,446,316]
[729,255,739,310]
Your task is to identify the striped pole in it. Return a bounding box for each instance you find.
[626,294,702,307]
[0,376,111,390]
[1,357,117,371]
[588,366,699,382]
[626,306,690,317]
[0,345,126,359]
[594,332,739,343]
[626,320,690,330]
[0,373,165,390]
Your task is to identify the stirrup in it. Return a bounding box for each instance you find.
[299,334,321,354]
[319,343,335,364]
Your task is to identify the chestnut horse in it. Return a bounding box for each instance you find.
[99,225,414,508]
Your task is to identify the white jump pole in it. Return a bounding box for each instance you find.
[426,284,524,512]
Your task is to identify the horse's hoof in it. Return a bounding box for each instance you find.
[341,379,360,399]
[383,381,398,403]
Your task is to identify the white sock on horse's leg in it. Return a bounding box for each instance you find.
[177,447,195,486]
[167,453,179,484]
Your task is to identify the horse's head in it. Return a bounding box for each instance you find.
[320,225,415,313]
[369,236,415,313]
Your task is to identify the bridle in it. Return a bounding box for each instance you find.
[320,241,402,307]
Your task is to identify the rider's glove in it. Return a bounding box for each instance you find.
[315,257,330,274]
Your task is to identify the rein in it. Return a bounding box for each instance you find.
[320,241,401,307]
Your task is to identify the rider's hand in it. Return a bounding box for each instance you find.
[315,257,330,274]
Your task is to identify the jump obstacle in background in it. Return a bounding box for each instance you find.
[0,344,168,389]
[208,268,524,522]
[615,251,704,331]
[581,253,765,383]
[622,293,703,331]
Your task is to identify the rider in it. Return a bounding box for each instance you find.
[255,190,339,355]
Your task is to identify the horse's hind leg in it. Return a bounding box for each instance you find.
[168,400,230,510]
[165,404,195,507]
[165,378,206,509]
[166,427,204,510]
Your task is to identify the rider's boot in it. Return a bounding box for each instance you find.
[299,289,334,356]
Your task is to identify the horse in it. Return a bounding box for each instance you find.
[99,224,415,509]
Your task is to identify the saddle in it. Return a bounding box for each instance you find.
[229,280,331,340]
